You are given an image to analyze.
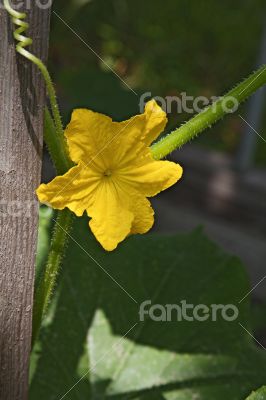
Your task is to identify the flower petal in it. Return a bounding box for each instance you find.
[36,163,100,217]
[130,196,154,235]
[87,179,134,251]
[119,159,183,197]
[112,100,168,165]
[142,99,167,146]
[65,109,116,170]
[64,100,167,169]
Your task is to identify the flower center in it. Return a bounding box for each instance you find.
[103,169,112,177]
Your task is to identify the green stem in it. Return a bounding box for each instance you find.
[151,65,266,159]
[32,209,73,345]
[33,108,73,342]
[44,108,73,174]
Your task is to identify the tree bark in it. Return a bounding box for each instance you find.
[0,4,51,399]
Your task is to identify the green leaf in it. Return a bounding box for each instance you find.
[246,387,266,400]
[30,217,266,399]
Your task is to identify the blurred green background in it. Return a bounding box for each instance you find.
[50,0,266,165]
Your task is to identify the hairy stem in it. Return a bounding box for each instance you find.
[151,65,266,159]
[32,209,73,345]
[44,108,73,174]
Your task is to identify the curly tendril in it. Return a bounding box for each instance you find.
[3,2,32,57]
[3,0,65,141]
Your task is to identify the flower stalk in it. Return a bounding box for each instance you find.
[151,65,266,159]
[32,209,73,345]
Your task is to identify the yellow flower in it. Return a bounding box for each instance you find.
[36,100,183,251]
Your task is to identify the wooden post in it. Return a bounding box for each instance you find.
[0,4,51,399]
